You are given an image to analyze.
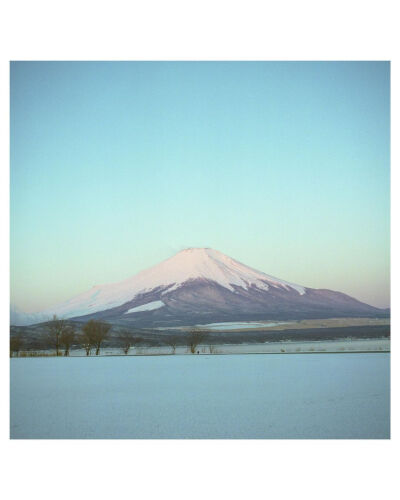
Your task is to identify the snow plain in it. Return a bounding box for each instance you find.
[10,353,390,439]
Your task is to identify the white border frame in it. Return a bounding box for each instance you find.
[2,1,397,499]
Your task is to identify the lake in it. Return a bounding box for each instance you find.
[10,353,390,439]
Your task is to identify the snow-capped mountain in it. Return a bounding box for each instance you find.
[11,247,385,326]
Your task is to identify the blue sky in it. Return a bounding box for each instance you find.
[10,61,390,311]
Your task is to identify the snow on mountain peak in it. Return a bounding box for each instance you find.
[12,248,306,324]
[167,247,306,294]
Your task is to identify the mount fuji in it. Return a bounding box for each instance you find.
[11,248,386,326]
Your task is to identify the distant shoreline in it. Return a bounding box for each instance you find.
[12,337,390,358]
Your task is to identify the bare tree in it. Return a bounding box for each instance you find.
[46,315,68,356]
[120,330,142,355]
[10,335,23,357]
[60,325,76,356]
[82,320,111,356]
[82,320,97,356]
[94,322,111,355]
[187,329,208,354]
[166,336,179,354]
[208,344,216,354]
[79,330,93,356]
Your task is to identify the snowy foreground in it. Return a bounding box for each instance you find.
[11,353,390,439]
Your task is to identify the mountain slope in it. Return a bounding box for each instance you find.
[11,248,386,326]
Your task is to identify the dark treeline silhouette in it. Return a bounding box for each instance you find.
[81,320,111,355]
[166,336,180,354]
[119,330,142,355]
[10,320,390,358]
[46,315,67,356]
[45,316,78,356]
[60,325,76,356]
[10,320,214,357]
[187,329,209,354]
[38,316,111,356]
[10,335,23,357]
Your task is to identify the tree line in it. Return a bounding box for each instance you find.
[10,317,212,357]
[49,316,113,356]
[10,316,113,357]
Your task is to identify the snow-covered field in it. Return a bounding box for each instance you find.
[10,353,390,439]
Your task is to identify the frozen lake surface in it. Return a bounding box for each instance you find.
[10,353,390,439]
[197,321,289,330]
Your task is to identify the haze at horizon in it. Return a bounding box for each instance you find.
[10,61,390,311]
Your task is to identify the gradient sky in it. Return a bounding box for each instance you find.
[10,61,390,311]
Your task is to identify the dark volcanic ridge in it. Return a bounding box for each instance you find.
[72,278,387,327]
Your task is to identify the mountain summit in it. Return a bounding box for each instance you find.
[11,248,385,326]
